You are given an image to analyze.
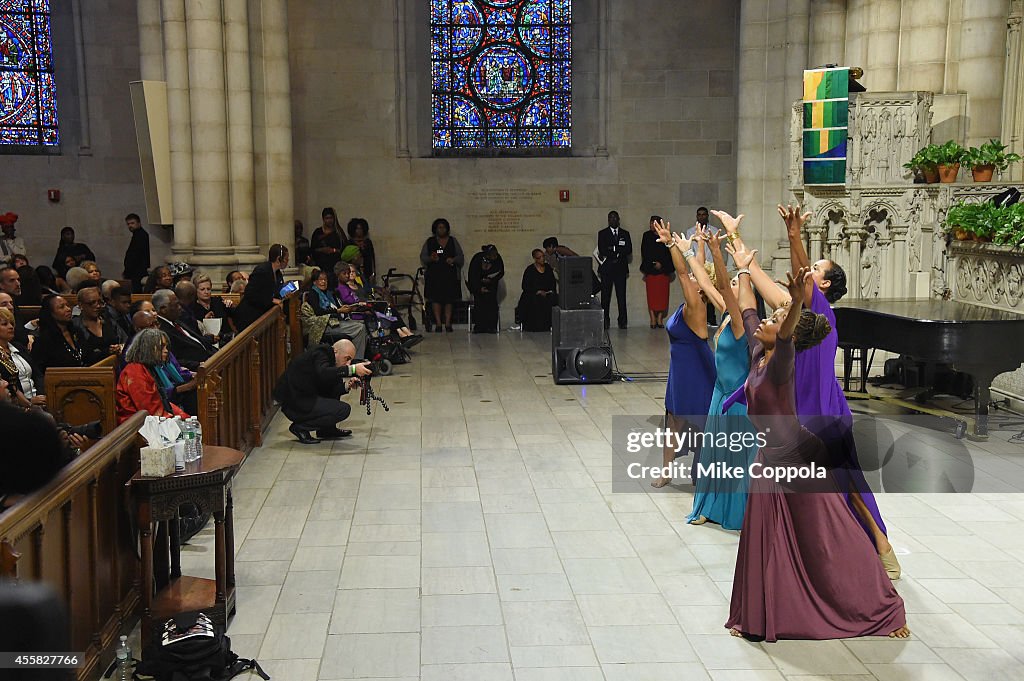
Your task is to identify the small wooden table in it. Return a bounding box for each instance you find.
[128,445,244,643]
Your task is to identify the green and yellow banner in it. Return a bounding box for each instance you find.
[802,67,849,185]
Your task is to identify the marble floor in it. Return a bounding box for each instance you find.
[179,327,1024,681]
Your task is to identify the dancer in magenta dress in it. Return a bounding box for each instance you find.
[715,207,897,579]
[724,259,907,642]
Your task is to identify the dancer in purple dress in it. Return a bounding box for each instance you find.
[652,221,716,488]
[724,256,908,642]
[714,207,899,580]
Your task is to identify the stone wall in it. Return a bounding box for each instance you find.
[2,0,171,280]
[288,0,740,325]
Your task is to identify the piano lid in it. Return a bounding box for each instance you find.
[832,298,1024,324]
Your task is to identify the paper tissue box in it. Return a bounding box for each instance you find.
[140,444,175,477]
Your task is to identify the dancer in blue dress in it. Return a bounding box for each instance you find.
[678,226,759,529]
[652,221,716,488]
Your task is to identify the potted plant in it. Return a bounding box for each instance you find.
[944,201,976,240]
[934,140,966,183]
[964,139,1022,182]
[905,146,940,183]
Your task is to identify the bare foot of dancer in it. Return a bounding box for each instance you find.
[651,477,671,488]
[729,628,743,637]
[888,625,911,639]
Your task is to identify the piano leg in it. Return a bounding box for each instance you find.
[971,373,994,440]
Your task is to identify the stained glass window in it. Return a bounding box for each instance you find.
[0,0,59,148]
[431,0,571,151]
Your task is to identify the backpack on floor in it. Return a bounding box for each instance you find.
[132,613,269,681]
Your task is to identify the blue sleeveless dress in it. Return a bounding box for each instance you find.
[687,317,759,530]
[664,303,716,422]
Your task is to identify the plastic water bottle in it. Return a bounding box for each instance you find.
[115,635,132,680]
[183,419,197,462]
[192,417,204,461]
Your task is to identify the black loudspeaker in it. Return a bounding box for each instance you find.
[559,256,595,310]
[551,307,614,384]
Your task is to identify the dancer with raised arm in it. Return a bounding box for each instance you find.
[724,248,908,641]
[650,220,715,488]
[714,207,899,580]
[681,226,758,529]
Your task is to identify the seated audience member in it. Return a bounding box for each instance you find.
[15,264,41,306]
[116,328,190,423]
[64,266,90,293]
[0,264,20,300]
[235,244,288,331]
[144,265,173,293]
[337,264,421,346]
[518,249,557,332]
[302,268,369,354]
[73,286,126,365]
[229,278,247,294]
[467,244,505,334]
[192,273,236,341]
[0,395,75,512]
[32,295,85,371]
[173,280,210,340]
[273,338,371,444]
[0,308,45,409]
[105,286,133,339]
[35,265,64,296]
[0,212,26,267]
[169,262,193,285]
[225,270,247,293]
[153,289,214,371]
[52,227,95,277]
[121,310,198,414]
[0,290,30,348]
[80,261,102,285]
[11,253,29,269]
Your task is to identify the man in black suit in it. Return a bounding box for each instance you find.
[152,289,215,371]
[273,339,372,444]
[234,244,288,332]
[596,210,632,329]
[122,213,150,293]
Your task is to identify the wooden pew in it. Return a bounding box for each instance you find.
[45,354,119,435]
[0,412,146,681]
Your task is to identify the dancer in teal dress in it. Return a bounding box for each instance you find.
[680,227,758,530]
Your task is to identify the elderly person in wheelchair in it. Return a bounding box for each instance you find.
[335,263,422,351]
[300,268,369,358]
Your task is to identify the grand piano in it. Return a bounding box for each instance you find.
[833,298,1024,439]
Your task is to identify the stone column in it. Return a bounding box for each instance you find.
[186,0,232,264]
[224,0,260,265]
[848,231,864,299]
[844,0,868,71]
[891,226,908,297]
[1005,3,1024,181]
[959,0,1010,146]
[255,0,295,252]
[897,0,950,93]
[782,0,810,196]
[866,0,901,91]
[162,0,195,257]
[808,0,846,68]
[137,0,165,81]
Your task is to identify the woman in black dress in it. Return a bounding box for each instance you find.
[31,295,86,373]
[467,245,504,333]
[310,207,347,275]
[518,249,557,332]
[419,218,465,332]
[191,273,236,341]
[52,227,95,278]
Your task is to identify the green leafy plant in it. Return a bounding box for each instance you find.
[945,200,1024,245]
[964,139,1022,172]
[933,140,966,166]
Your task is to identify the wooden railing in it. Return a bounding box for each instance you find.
[196,300,292,454]
[45,354,119,436]
[0,412,146,681]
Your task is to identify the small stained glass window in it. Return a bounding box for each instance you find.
[0,0,59,148]
[431,0,571,151]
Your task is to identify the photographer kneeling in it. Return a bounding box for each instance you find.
[274,339,372,444]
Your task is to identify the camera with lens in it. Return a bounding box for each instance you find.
[57,420,102,440]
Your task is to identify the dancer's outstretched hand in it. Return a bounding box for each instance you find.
[778,204,811,239]
[782,267,810,302]
[711,210,744,235]
[706,229,724,255]
[653,219,674,245]
[726,242,757,269]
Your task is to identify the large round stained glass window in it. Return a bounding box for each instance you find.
[431,0,571,151]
